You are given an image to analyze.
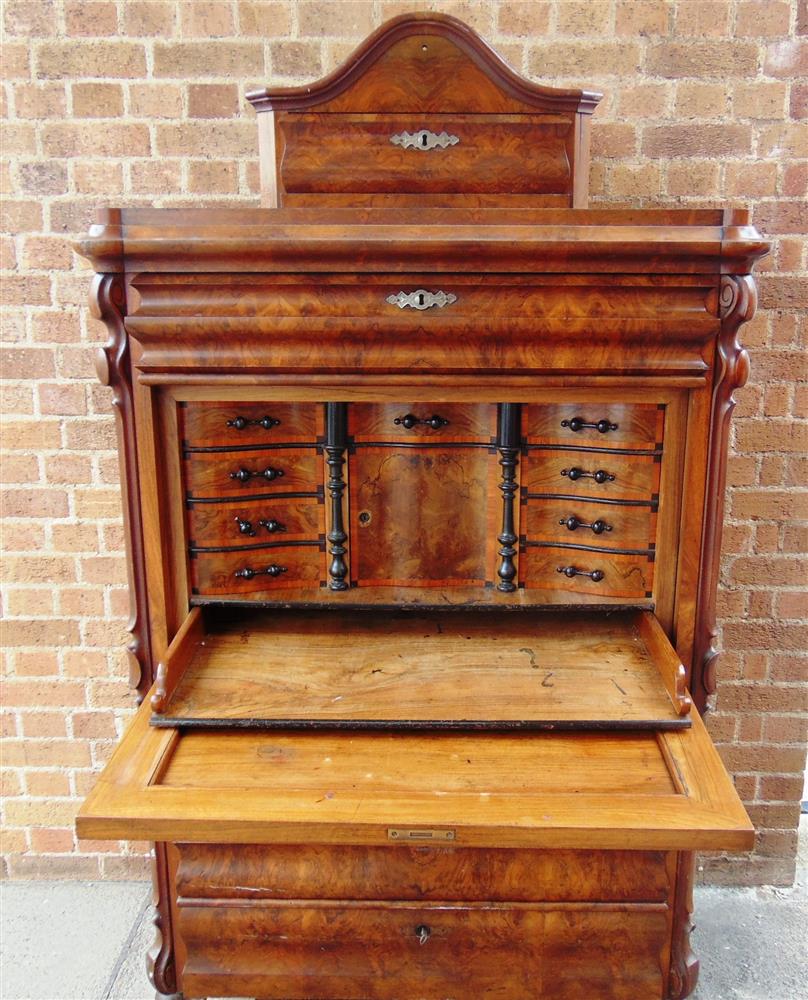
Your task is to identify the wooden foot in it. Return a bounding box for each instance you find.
[668,852,699,998]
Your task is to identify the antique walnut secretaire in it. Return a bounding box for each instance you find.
[76,14,769,1000]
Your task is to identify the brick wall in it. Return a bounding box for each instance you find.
[1,0,806,884]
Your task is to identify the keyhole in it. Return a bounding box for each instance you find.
[417,292,425,305]
[420,132,428,147]
[358,511,371,526]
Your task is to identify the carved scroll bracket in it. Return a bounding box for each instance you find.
[693,274,755,709]
[91,273,154,703]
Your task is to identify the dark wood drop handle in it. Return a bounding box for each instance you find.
[234,516,256,537]
[234,564,288,580]
[394,413,450,430]
[229,467,284,484]
[557,566,605,582]
[258,518,285,534]
[415,924,431,945]
[226,415,280,431]
[560,515,612,535]
[561,467,615,484]
[561,417,618,434]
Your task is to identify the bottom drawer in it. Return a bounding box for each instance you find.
[178,900,669,999]
[523,545,655,599]
[189,542,325,595]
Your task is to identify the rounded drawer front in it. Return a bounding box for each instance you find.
[190,543,325,595]
[525,498,656,552]
[184,447,321,499]
[525,402,663,450]
[526,450,660,503]
[181,401,319,447]
[187,498,323,548]
[177,901,667,1000]
[523,546,655,599]
[349,402,495,443]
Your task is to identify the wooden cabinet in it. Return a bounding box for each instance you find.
[75,13,768,1000]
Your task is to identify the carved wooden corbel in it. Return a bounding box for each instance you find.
[692,274,756,710]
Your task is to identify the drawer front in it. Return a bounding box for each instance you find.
[176,844,672,903]
[350,402,495,443]
[187,498,323,548]
[523,546,655,599]
[178,901,667,999]
[526,450,661,502]
[181,401,319,447]
[280,114,572,196]
[525,498,656,552]
[526,402,664,450]
[184,447,320,499]
[190,543,325,595]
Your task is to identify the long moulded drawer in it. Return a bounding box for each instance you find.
[187,497,323,548]
[184,446,321,499]
[526,449,661,502]
[526,402,664,450]
[524,498,657,552]
[177,900,669,999]
[180,400,320,447]
[175,844,673,903]
[190,543,325,595]
[279,113,572,195]
[523,546,655,599]
[349,402,495,442]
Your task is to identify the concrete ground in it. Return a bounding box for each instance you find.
[2,824,806,1000]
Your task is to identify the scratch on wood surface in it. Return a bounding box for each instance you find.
[541,672,554,687]
[612,678,628,696]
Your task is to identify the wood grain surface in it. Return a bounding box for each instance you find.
[157,608,687,728]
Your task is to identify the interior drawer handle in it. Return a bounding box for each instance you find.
[258,518,286,534]
[560,515,612,535]
[226,415,280,431]
[234,516,257,537]
[234,564,288,580]
[390,129,459,150]
[557,566,605,583]
[561,467,615,484]
[561,417,619,434]
[414,924,431,945]
[387,289,457,310]
[229,466,284,484]
[394,413,450,430]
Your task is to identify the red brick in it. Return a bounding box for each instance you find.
[42,123,151,158]
[735,420,808,453]
[188,84,240,119]
[1,678,86,708]
[29,827,74,852]
[647,41,757,77]
[728,556,808,588]
[758,276,808,312]
[188,161,239,195]
[719,682,808,713]
[127,83,183,119]
[122,0,176,36]
[615,0,668,36]
[735,1,791,36]
[791,82,808,119]
[1,488,69,519]
[643,124,752,158]
[0,418,61,449]
[764,39,808,78]
[180,0,235,36]
[236,1,294,36]
[528,42,641,78]
[13,82,67,119]
[733,81,787,119]
[36,41,147,79]
[3,0,57,36]
[71,82,123,118]
[65,1,118,36]
[298,0,374,36]
[496,2,551,36]
[725,162,777,198]
[153,42,264,78]
[674,0,731,35]
[269,40,323,78]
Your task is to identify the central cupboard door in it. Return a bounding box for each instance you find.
[348,403,497,587]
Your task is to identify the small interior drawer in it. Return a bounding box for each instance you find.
[525,402,664,450]
[349,402,495,442]
[186,497,323,548]
[184,446,321,499]
[181,400,320,447]
[524,498,657,551]
[190,542,325,596]
[525,449,661,502]
[523,545,655,599]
